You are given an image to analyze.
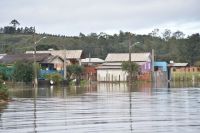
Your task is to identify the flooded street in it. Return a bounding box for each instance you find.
[1,82,200,133]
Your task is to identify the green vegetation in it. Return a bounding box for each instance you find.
[172,72,200,81]
[0,75,9,101]
[122,61,139,80]
[1,30,200,65]
[0,64,10,80]
[45,73,63,84]
[12,61,34,82]
[67,64,84,85]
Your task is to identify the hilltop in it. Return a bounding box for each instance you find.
[0,30,200,65]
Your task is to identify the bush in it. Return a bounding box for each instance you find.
[0,75,9,100]
[45,73,63,84]
[12,61,33,82]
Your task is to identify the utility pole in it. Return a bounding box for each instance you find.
[63,49,67,80]
[128,33,132,85]
[151,49,155,83]
[33,27,38,88]
[33,27,46,88]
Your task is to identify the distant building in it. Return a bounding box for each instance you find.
[0,53,63,71]
[169,63,189,72]
[96,53,152,82]
[81,58,104,66]
[154,61,168,82]
[26,50,84,65]
[81,58,104,81]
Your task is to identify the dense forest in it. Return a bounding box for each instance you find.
[0,20,200,65]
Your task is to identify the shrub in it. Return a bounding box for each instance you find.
[45,73,63,84]
[0,75,9,100]
[12,61,33,82]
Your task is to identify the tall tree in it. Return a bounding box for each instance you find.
[172,30,185,39]
[10,19,20,28]
[162,29,171,41]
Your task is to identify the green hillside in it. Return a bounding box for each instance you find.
[0,31,200,65]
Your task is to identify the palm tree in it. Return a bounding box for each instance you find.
[10,19,20,28]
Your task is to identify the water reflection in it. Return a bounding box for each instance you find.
[1,82,200,133]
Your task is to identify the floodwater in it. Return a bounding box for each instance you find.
[1,82,200,133]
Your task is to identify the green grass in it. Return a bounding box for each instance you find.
[172,72,200,81]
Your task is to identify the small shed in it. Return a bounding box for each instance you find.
[154,61,168,72]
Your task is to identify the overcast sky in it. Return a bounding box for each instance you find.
[0,0,200,36]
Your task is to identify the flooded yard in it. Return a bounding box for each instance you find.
[1,82,200,133]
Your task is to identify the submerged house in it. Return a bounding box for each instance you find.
[81,58,105,81]
[0,53,53,66]
[0,53,63,70]
[26,50,83,65]
[0,53,64,78]
[96,53,152,82]
[154,61,168,82]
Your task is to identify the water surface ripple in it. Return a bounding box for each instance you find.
[0,83,200,133]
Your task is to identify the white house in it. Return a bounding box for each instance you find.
[81,58,104,66]
[96,53,151,82]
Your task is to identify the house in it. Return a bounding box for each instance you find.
[153,61,168,82]
[81,58,104,66]
[154,61,168,72]
[96,53,152,82]
[0,53,64,78]
[169,63,189,72]
[0,53,64,70]
[0,53,51,65]
[81,58,105,81]
[40,55,64,71]
[26,50,83,65]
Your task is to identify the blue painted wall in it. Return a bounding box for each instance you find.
[154,61,168,71]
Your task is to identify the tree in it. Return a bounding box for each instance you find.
[0,74,9,100]
[67,64,84,85]
[162,29,171,41]
[12,61,34,82]
[149,29,160,37]
[10,19,20,28]
[3,26,15,34]
[172,30,185,39]
[177,33,200,65]
[122,61,139,81]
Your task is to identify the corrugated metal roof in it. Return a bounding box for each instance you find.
[97,66,122,69]
[26,50,83,59]
[172,63,188,67]
[81,58,104,63]
[105,53,151,62]
[41,55,64,63]
[0,53,51,64]
[96,62,146,69]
